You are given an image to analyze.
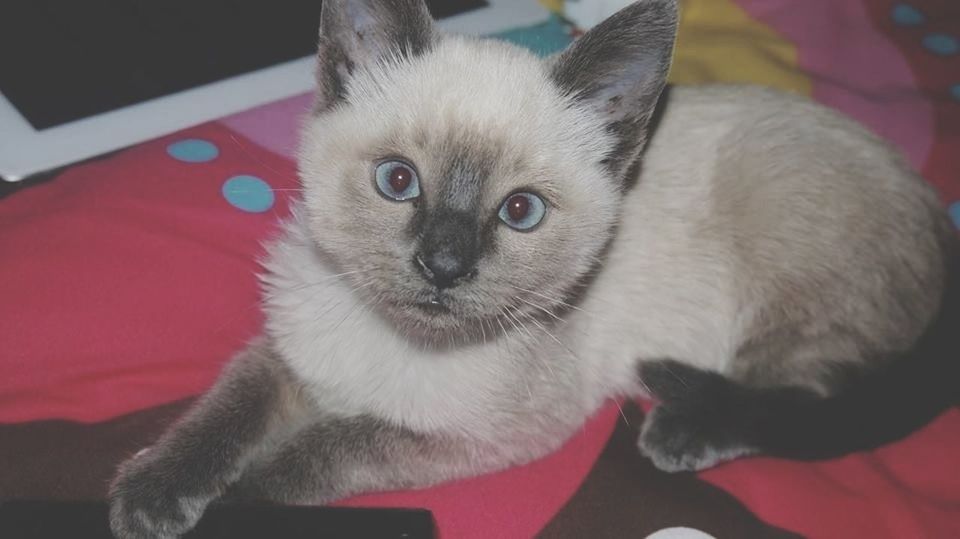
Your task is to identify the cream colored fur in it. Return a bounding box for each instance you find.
[264,35,950,464]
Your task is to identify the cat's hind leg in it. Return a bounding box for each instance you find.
[637,297,958,473]
[636,331,851,472]
[636,359,810,472]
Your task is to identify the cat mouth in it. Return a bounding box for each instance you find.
[412,295,451,315]
[381,291,473,331]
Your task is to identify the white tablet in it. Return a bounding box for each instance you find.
[0,0,548,182]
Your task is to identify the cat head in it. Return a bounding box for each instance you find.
[298,0,678,341]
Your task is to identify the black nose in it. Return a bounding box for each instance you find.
[415,251,474,289]
[416,209,480,289]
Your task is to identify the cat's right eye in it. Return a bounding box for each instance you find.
[498,192,546,231]
[375,160,421,202]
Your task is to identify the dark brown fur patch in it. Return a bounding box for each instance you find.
[549,0,677,180]
[315,0,436,112]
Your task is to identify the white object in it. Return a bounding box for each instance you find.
[564,0,635,28]
[0,0,548,182]
[645,527,718,539]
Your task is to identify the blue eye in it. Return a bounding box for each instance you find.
[375,160,420,201]
[498,192,546,231]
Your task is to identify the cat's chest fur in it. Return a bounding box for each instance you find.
[263,219,596,450]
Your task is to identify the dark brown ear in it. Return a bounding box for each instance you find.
[551,0,678,178]
[315,0,435,112]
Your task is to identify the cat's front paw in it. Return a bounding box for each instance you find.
[638,407,753,473]
[108,448,217,539]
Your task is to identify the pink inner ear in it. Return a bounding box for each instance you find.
[342,1,391,44]
[593,74,662,123]
[550,0,677,124]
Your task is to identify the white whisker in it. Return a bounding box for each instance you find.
[508,283,593,315]
[515,296,564,323]
[614,399,630,426]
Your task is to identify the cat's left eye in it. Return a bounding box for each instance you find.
[498,192,546,231]
[375,160,421,201]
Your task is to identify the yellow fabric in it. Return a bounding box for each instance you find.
[539,0,566,13]
[670,0,811,95]
[539,0,812,96]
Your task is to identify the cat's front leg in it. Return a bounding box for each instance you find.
[226,415,475,506]
[108,339,301,539]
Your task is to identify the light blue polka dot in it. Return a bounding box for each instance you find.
[892,3,925,26]
[950,202,960,230]
[167,139,219,163]
[222,175,275,213]
[923,33,959,56]
[951,84,960,101]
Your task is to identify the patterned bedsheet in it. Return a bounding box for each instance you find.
[2,1,958,537]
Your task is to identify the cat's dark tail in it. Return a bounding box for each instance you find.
[639,257,960,461]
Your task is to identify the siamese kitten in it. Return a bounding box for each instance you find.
[109,0,959,537]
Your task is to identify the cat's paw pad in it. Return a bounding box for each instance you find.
[108,451,215,539]
[638,407,749,473]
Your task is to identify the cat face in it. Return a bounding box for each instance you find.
[298,0,677,340]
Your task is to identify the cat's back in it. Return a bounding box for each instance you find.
[645,83,948,274]
[580,84,952,379]
[665,84,948,328]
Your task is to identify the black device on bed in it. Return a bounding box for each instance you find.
[0,500,436,539]
[0,0,487,130]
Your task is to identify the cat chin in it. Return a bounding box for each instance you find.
[374,298,502,347]
[380,297,469,331]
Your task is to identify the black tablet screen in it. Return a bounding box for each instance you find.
[0,0,487,130]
